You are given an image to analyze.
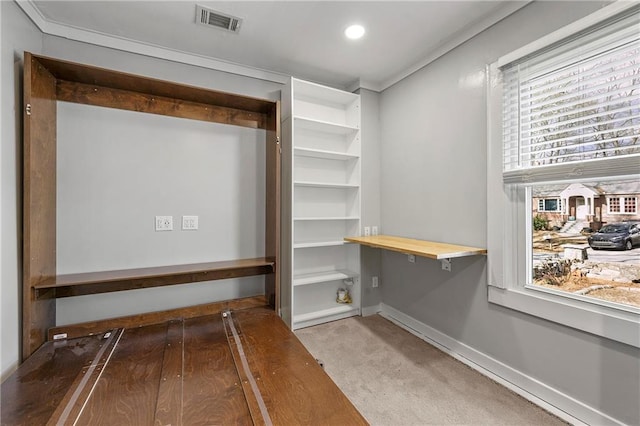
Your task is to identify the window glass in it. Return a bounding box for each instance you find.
[501,9,640,183]
[531,178,640,309]
[545,199,559,211]
[609,197,621,213]
[624,197,637,213]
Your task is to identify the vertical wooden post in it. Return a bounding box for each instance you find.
[22,53,58,360]
[265,101,281,310]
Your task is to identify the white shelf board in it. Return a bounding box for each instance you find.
[293,303,359,323]
[293,270,358,286]
[293,241,349,249]
[293,217,359,221]
[294,147,359,161]
[294,116,359,135]
[292,78,359,106]
[294,181,359,189]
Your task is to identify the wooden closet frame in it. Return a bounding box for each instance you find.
[22,52,281,360]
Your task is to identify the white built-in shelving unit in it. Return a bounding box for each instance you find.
[281,78,361,330]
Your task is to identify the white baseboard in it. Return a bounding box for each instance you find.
[379,303,625,426]
[361,304,382,317]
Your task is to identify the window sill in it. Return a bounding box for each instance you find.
[488,286,640,348]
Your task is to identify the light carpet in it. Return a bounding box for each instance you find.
[295,314,566,426]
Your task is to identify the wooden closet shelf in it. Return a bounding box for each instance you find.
[33,258,275,299]
[344,235,487,260]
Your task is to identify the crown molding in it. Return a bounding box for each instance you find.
[379,1,531,91]
[16,0,533,93]
[16,0,290,85]
[346,78,381,94]
[498,0,638,67]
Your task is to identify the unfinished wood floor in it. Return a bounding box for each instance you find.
[1,307,367,425]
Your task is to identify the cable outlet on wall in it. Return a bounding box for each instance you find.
[364,226,371,236]
[372,276,379,288]
[408,254,416,263]
[155,216,173,231]
[182,215,199,230]
[372,226,378,235]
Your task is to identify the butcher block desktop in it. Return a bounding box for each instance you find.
[345,235,487,260]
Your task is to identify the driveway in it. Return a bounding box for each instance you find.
[586,247,640,265]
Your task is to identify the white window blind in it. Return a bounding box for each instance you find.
[501,8,640,184]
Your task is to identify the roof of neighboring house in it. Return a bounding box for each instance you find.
[533,180,640,197]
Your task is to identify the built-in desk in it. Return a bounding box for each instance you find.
[344,235,486,270]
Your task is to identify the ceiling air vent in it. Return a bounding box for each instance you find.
[196,5,242,33]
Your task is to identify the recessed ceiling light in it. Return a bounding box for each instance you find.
[345,24,365,40]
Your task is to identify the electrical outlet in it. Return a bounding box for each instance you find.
[408,254,416,263]
[364,226,371,236]
[155,216,173,231]
[372,226,378,235]
[372,276,379,288]
[182,215,199,230]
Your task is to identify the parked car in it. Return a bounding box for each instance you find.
[587,222,640,250]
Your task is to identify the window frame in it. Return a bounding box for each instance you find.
[624,196,637,213]
[537,198,562,212]
[486,1,640,348]
[607,196,622,213]
[608,195,639,214]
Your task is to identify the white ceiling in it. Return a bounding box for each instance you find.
[25,1,528,91]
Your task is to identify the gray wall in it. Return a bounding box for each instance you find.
[1,0,43,379]
[359,89,382,309]
[379,1,638,424]
[55,103,266,324]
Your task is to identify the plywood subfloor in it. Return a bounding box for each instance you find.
[1,307,367,425]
